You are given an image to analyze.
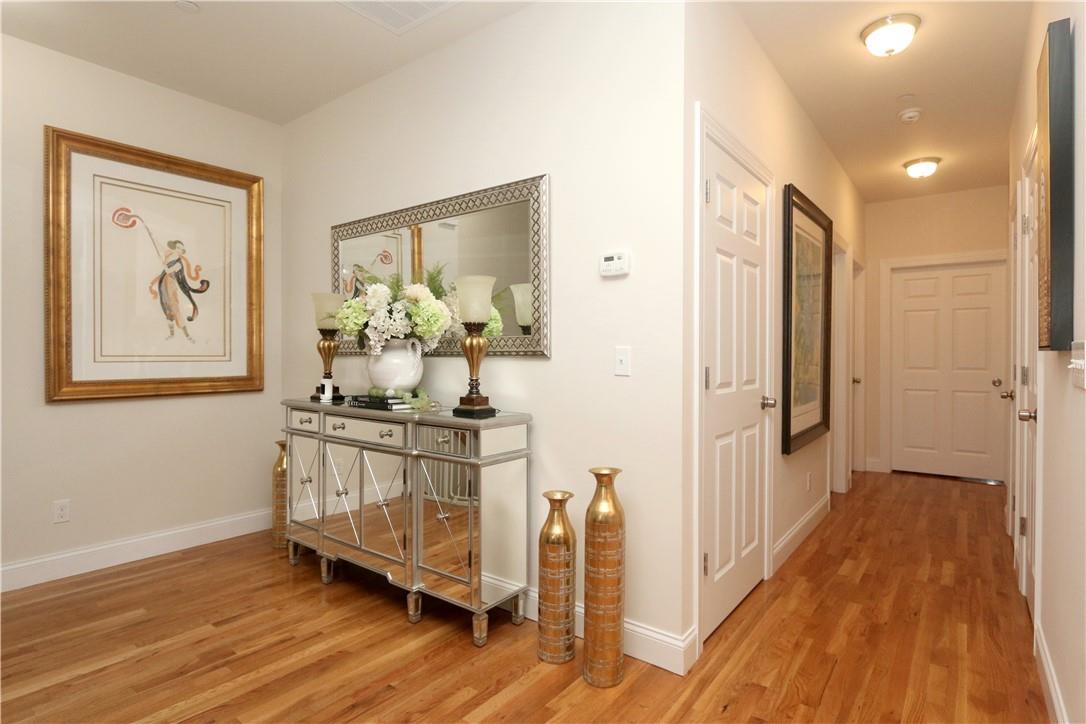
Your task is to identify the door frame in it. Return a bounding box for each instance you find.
[877,250,1009,476]
[691,103,775,655]
[830,241,853,493]
[852,261,867,475]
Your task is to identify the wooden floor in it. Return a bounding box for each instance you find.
[1,472,1047,722]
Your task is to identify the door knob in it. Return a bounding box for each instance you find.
[760,395,777,410]
[1017,409,1037,422]
[992,378,1003,388]
[852,377,862,384]
[1000,390,1016,400]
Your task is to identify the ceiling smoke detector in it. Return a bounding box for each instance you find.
[174,0,200,13]
[898,107,923,124]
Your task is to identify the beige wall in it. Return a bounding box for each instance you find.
[1007,4,1085,721]
[1,38,284,571]
[861,185,1009,469]
[682,2,867,634]
[283,3,689,653]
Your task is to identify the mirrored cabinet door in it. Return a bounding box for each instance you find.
[323,442,363,550]
[358,448,409,566]
[288,435,321,531]
[417,457,477,604]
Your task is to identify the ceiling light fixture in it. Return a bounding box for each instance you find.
[897,107,923,124]
[904,157,940,178]
[861,14,921,57]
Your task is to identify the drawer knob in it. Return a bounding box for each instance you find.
[300,476,312,485]
[332,422,346,431]
[299,416,313,425]
[436,433,452,446]
[379,429,394,439]
[335,488,349,497]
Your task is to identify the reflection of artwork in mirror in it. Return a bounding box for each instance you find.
[782,184,832,454]
[331,175,549,356]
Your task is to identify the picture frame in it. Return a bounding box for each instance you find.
[45,127,264,401]
[1036,18,1075,351]
[782,184,832,454]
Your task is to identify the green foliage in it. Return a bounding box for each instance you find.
[425,262,448,300]
[386,273,404,299]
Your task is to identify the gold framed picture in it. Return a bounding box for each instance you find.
[45,127,264,401]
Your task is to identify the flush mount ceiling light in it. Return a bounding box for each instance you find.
[861,14,921,57]
[904,157,940,178]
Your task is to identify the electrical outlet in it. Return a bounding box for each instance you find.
[53,499,70,524]
[614,346,632,377]
[805,473,812,492]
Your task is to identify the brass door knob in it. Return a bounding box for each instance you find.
[992,377,1003,388]
[852,377,862,384]
[1000,390,1016,400]
[1017,409,1037,422]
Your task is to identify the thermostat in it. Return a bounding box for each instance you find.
[599,250,630,277]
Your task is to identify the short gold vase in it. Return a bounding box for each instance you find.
[538,490,576,664]
[583,466,625,688]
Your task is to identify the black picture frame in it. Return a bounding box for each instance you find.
[1037,18,1075,350]
[782,184,833,454]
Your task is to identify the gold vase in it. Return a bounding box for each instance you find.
[272,440,288,549]
[583,466,625,687]
[538,490,576,664]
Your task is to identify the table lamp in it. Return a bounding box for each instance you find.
[510,283,533,335]
[453,275,497,419]
[311,292,345,404]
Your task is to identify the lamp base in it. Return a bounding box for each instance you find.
[453,394,496,419]
[311,383,344,404]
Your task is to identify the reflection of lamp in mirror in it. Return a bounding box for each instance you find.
[453,275,497,419]
[510,283,533,335]
[311,293,345,404]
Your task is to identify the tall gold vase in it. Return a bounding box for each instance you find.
[272,440,288,549]
[538,491,576,664]
[583,466,625,687]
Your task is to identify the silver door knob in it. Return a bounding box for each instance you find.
[1000,390,1016,400]
[1017,409,1037,422]
[992,378,1003,388]
[760,395,777,410]
[852,377,862,384]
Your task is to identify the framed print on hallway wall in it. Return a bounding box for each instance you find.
[45,127,264,401]
[782,184,832,454]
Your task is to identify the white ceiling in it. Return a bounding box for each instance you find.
[1,1,524,124]
[736,2,1031,201]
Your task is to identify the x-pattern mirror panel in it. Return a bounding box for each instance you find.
[289,436,321,530]
[418,458,475,586]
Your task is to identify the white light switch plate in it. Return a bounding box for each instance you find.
[614,346,631,376]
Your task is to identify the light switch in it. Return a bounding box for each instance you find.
[614,346,632,376]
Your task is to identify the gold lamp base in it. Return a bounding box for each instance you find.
[453,322,496,419]
[310,328,344,404]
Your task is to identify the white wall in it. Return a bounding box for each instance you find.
[0,37,284,585]
[283,2,690,665]
[861,185,1009,470]
[681,2,867,636]
[1007,4,1085,721]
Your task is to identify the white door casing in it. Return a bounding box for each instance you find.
[852,264,866,473]
[698,118,771,641]
[890,261,1008,481]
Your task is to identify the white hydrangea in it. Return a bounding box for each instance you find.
[365,299,413,355]
[364,283,391,314]
[402,283,435,303]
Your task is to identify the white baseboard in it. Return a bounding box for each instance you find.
[866,457,890,473]
[1035,625,1069,723]
[771,494,829,574]
[1,508,272,592]
[517,588,697,675]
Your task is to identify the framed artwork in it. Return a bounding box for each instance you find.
[782,184,832,454]
[45,127,264,401]
[1036,18,1075,350]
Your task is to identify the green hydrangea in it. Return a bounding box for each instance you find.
[334,298,370,337]
[408,298,452,343]
[483,305,504,339]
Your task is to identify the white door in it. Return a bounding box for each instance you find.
[890,262,1009,480]
[852,265,866,473]
[699,123,770,640]
[1017,146,1041,614]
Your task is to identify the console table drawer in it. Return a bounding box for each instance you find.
[288,409,319,431]
[325,416,404,448]
[417,425,470,458]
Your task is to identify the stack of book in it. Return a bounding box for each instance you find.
[347,395,414,412]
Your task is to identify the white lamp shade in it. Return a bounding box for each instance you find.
[312,292,344,329]
[509,283,533,326]
[456,275,496,323]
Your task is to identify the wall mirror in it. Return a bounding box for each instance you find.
[331,175,550,356]
[782,184,832,454]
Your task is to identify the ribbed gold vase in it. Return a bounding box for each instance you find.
[538,490,576,664]
[583,466,625,687]
[272,440,288,549]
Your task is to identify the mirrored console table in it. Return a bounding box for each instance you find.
[280,399,530,646]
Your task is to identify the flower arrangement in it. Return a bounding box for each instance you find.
[335,281,452,354]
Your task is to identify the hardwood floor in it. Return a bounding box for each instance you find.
[1,472,1047,722]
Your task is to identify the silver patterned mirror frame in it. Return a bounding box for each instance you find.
[331,175,550,357]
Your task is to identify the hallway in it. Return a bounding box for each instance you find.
[0,472,1046,722]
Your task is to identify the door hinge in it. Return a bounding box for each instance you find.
[705,179,710,204]
[1021,366,1030,385]
[703,552,709,576]
[1019,516,1028,537]
[704,366,710,390]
